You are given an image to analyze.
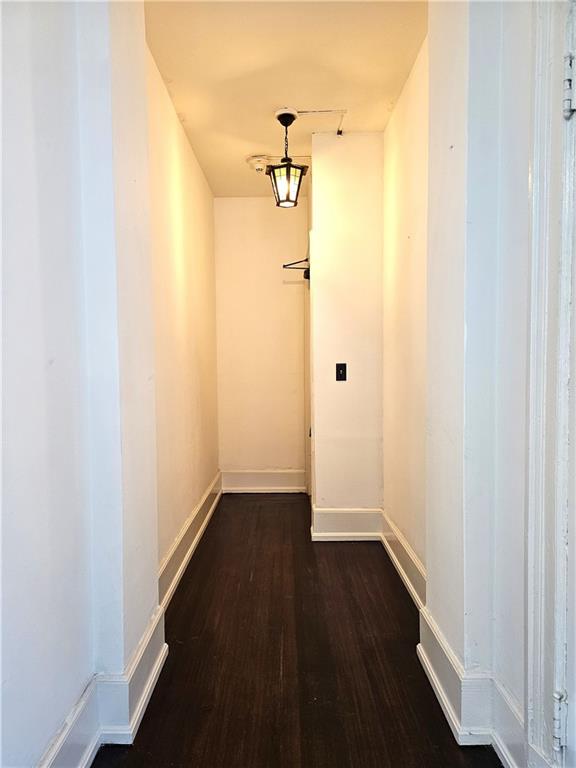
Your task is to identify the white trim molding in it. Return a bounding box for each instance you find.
[418,606,535,768]
[418,607,492,746]
[39,609,168,767]
[525,2,574,764]
[37,681,101,768]
[221,469,306,493]
[158,472,222,609]
[39,472,226,767]
[98,607,168,743]
[492,681,527,768]
[381,511,426,609]
[311,506,383,540]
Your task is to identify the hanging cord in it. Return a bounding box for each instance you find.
[284,125,289,161]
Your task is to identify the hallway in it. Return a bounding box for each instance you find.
[93,494,501,768]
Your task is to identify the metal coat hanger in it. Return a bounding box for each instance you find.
[283,236,310,280]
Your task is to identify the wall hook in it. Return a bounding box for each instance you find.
[283,258,309,280]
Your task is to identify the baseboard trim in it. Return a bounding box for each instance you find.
[380,512,426,609]
[129,638,169,738]
[94,605,167,747]
[416,642,466,741]
[491,681,525,768]
[419,628,529,767]
[39,608,169,766]
[38,678,101,768]
[99,635,168,744]
[418,607,492,746]
[221,469,306,493]
[493,735,519,768]
[311,530,383,541]
[98,604,167,739]
[158,472,222,609]
[311,507,383,539]
[39,475,223,767]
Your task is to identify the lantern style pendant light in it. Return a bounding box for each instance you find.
[266,109,308,208]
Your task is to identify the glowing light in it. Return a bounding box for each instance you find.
[266,110,308,208]
[267,161,306,208]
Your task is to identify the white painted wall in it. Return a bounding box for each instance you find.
[76,0,126,675]
[425,0,504,706]
[425,0,502,679]
[423,1,544,760]
[3,3,165,763]
[214,198,308,479]
[2,4,94,764]
[425,0,468,664]
[147,52,219,566]
[310,133,383,514]
[108,1,160,667]
[428,3,531,707]
[77,0,160,676]
[382,40,428,566]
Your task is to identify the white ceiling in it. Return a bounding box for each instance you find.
[145,2,427,197]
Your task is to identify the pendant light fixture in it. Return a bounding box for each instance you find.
[266,109,308,208]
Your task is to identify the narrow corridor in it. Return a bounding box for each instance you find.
[93,494,501,768]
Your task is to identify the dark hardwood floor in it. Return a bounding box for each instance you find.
[93,493,501,768]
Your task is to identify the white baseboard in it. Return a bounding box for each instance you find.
[39,475,225,768]
[418,606,536,766]
[311,507,383,540]
[158,472,222,609]
[221,469,306,493]
[98,606,168,742]
[39,608,168,767]
[380,511,426,609]
[418,607,492,746]
[492,681,526,768]
[38,679,101,768]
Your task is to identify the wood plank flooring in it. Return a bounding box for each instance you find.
[93,493,501,768]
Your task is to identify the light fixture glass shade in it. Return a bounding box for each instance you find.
[266,160,308,208]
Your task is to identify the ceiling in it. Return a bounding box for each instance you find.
[145,2,427,197]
